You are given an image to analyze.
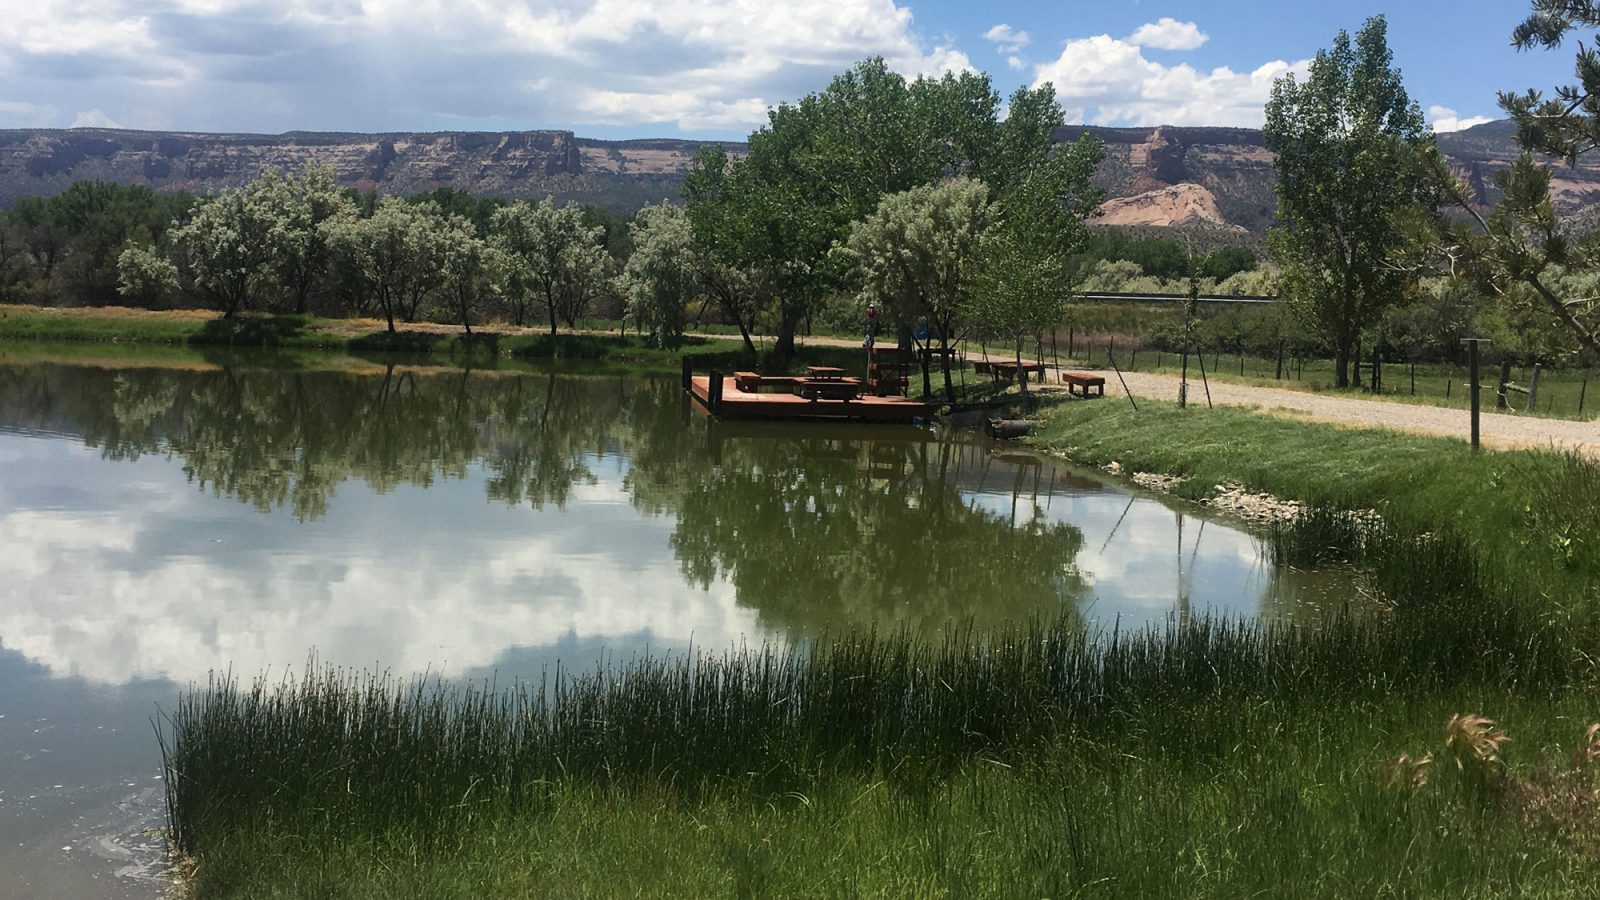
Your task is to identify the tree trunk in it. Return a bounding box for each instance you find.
[774,313,798,360]
[1334,341,1351,388]
[940,333,955,404]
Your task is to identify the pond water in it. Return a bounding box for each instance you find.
[0,352,1358,897]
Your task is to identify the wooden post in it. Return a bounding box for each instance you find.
[1197,349,1213,408]
[1275,340,1285,380]
[1238,351,1244,376]
[1580,374,1589,416]
[681,355,693,392]
[708,369,723,415]
[1526,362,1542,412]
[1409,362,1415,396]
[1463,339,1489,452]
[1068,328,1075,359]
[1497,358,1512,409]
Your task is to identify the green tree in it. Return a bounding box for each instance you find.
[681,145,769,353]
[492,198,605,334]
[261,166,356,315]
[1263,15,1433,387]
[845,178,993,400]
[1420,1,1600,358]
[168,182,280,317]
[436,214,495,334]
[623,203,698,348]
[323,197,448,332]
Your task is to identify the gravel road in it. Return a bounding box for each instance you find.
[1082,368,1600,456]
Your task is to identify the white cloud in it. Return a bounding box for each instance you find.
[1428,105,1494,133]
[1007,55,1026,71]
[984,23,1030,53]
[1128,18,1209,51]
[1033,34,1309,128]
[69,107,121,128]
[0,0,972,134]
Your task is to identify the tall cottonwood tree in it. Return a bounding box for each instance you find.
[685,60,1101,360]
[1264,15,1433,387]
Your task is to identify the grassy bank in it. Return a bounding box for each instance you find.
[1028,397,1600,606]
[0,304,765,368]
[180,693,1600,898]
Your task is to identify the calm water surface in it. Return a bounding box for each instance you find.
[0,353,1358,897]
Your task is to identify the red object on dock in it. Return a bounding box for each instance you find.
[688,374,935,422]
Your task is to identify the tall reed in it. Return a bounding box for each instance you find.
[160,564,1572,856]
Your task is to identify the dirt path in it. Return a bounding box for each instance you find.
[770,334,1600,455]
[1081,368,1600,456]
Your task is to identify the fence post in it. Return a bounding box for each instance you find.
[1462,339,1489,452]
[1525,362,1542,413]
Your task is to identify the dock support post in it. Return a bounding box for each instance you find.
[708,369,723,415]
[681,355,693,392]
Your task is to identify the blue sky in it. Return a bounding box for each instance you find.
[0,1,1580,138]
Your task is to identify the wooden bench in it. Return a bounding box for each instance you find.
[734,371,762,393]
[1062,373,1106,398]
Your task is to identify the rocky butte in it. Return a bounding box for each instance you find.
[0,120,1593,233]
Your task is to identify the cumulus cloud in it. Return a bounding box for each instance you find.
[0,0,971,135]
[984,23,1030,53]
[1428,104,1494,133]
[1033,33,1309,128]
[1128,18,1209,51]
[69,107,121,128]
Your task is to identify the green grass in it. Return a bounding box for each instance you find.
[1028,397,1600,605]
[183,696,1600,898]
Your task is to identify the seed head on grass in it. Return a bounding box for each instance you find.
[1380,753,1432,790]
[1444,714,1510,769]
[1574,723,1600,768]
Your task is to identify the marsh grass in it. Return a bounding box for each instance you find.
[161,520,1573,861]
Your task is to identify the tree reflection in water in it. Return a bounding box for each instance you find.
[0,358,1089,633]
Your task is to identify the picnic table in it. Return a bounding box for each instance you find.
[805,366,847,380]
[986,360,1048,382]
[797,376,862,401]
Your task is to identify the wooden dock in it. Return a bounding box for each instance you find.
[688,374,937,423]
